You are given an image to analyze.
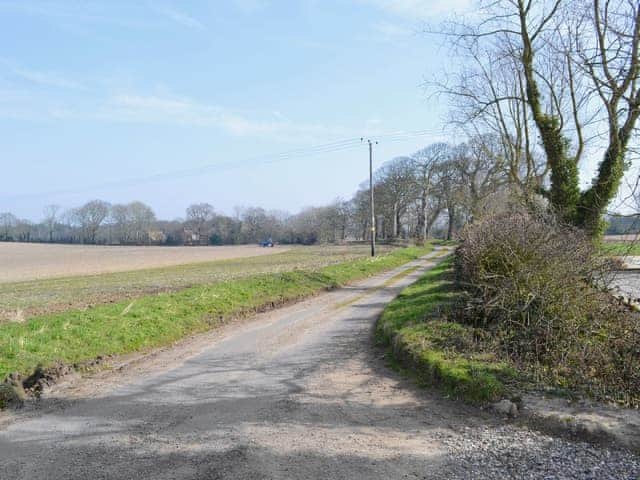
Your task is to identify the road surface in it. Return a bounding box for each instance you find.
[0,249,637,479]
[611,270,640,302]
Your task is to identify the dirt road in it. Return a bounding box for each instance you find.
[0,249,637,479]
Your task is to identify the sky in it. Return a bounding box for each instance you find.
[0,0,479,220]
[1,0,631,221]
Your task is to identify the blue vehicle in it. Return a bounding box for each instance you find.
[260,238,274,247]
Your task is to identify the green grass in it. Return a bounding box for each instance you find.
[0,244,396,322]
[601,241,640,256]
[0,246,431,380]
[429,239,459,247]
[376,259,516,404]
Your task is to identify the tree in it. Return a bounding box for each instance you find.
[574,0,640,233]
[454,135,509,218]
[110,204,130,243]
[111,201,156,244]
[186,203,214,240]
[42,204,61,242]
[375,157,417,239]
[127,201,156,244]
[410,143,449,242]
[72,200,110,244]
[436,156,466,240]
[0,212,18,241]
[441,0,640,236]
[437,33,549,199]
[331,199,351,242]
[350,189,372,241]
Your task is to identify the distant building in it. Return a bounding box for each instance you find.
[183,228,208,246]
[148,230,166,244]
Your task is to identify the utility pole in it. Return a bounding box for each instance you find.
[363,138,377,257]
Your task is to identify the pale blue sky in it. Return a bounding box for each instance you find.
[3,0,626,221]
[0,0,479,220]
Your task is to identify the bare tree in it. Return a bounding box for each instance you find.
[437,36,550,197]
[186,203,214,240]
[110,204,130,243]
[0,212,18,240]
[374,157,417,239]
[350,189,372,241]
[441,159,465,240]
[455,135,509,218]
[440,0,640,235]
[128,201,156,244]
[411,143,449,242]
[72,200,110,244]
[110,201,156,244]
[42,204,61,242]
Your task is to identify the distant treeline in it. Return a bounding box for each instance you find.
[0,197,451,247]
[1,135,637,246]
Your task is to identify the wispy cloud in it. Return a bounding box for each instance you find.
[152,5,205,30]
[109,93,347,139]
[45,92,351,142]
[13,67,85,90]
[0,59,86,90]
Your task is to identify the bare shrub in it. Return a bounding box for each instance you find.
[456,211,604,357]
[455,210,640,405]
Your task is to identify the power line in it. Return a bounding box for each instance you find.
[2,129,445,200]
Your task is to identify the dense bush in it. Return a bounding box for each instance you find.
[455,211,640,405]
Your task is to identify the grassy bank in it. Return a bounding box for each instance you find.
[376,259,516,404]
[0,246,430,380]
[379,255,640,407]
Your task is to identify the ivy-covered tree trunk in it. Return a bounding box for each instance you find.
[518,5,581,225]
[576,113,637,235]
[516,0,640,237]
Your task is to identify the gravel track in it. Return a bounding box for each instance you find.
[1,249,637,479]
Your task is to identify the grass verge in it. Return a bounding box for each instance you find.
[601,241,640,256]
[0,246,430,380]
[376,258,516,404]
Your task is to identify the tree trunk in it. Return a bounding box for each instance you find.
[392,202,398,239]
[416,195,427,244]
[576,141,627,235]
[447,206,455,240]
[517,1,580,223]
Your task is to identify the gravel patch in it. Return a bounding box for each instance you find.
[610,271,640,303]
[435,425,640,479]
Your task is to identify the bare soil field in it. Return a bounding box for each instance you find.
[0,244,392,322]
[0,242,288,283]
